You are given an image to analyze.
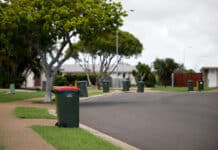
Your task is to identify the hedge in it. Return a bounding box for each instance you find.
[63,73,97,85]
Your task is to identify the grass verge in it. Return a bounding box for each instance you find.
[88,87,104,96]
[205,87,218,91]
[152,86,218,92]
[32,126,121,150]
[0,91,45,103]
[15,107,56,119]
[152,86,188,92]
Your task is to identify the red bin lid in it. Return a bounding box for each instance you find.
[53,86,80,91]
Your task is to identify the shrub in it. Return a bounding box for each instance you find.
[54,75,67,86]
[145,73,156,87]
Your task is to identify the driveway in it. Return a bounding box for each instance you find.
[80,92,218,150]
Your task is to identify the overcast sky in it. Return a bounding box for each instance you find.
[120,0,218,71]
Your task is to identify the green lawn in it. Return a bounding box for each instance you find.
[205,87,218,91]
[152,86,218,92]
[0,91,45,103]
[15,107,56,119]
[0,87,110,103]
[152,86,189,92]
[32,126,121,150]
[88,87,104,96]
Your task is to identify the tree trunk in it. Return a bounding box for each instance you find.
[86,72,93,87]
[44,75,54,102]
[96,75,102,90]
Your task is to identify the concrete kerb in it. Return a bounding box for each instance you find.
[80,90,123,102]
[80,124,140,150]
[48,109,140,150]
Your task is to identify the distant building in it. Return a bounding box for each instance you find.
[61,63,136,85]
[24,63,136,89]
[201,67,218,88]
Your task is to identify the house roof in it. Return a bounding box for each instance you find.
[201,66,218,72]
[61,63,136,73]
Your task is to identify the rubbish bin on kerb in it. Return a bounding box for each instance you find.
[53,86,80,128]
[122,80,130,91]
[10,83,15,94]
[103,81,110,93]
[77,81,88,97]
[198,80,204,91]
[187,80,194,91]
[137,81,144,93]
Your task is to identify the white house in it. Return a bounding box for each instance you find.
[23,71,47,89]
[24,63,136,89]
[61,63,136,85]
[201,67,218,88]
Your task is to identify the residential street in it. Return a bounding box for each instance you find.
[80,92,218,150]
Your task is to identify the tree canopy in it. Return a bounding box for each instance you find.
[0,1,41,87]
[153,58,179,86]
[132,62,156,87]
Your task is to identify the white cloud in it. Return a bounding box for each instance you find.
[120,0,218,71]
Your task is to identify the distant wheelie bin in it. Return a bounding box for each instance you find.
[198,80,204,91]
[137,81,144,93]
[187,80,194,91]
[122,80,130,91]
[77,81,88,97]
[103,81,110,93]
[53,86,80,128]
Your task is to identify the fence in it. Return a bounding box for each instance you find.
[173,73,203,87]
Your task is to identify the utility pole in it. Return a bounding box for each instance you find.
[116,30,119,77]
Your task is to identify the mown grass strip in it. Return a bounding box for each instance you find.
[32,126,121,150]
[15,107,56,119]
[152,86,188,92]
[0,91,45,103]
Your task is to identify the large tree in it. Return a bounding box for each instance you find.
[0,1,41,88]
[153,58,179,86]
[73,30,143,88]
[2,0,126,102]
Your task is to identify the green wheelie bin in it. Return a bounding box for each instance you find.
[198,80,204,91]
[137,81,144,93]
[122,80,130,91]
[103,81,110,93]
[77,81,88,97]
[187,80,194,91]
[10,83,15,94]
[53,86,80,128]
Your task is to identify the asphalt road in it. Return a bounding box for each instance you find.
[80,92,218,150]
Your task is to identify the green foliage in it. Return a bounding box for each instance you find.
[185,69,195,73]
[15,107,56,119]
[133,62,156,87]
[54,75,67,86]
[32,126,121,150]
[153,58,179,86]
[145,73,156,87]
[76,30,143,57]
[0,1,41,88]
[64,73,97,85]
